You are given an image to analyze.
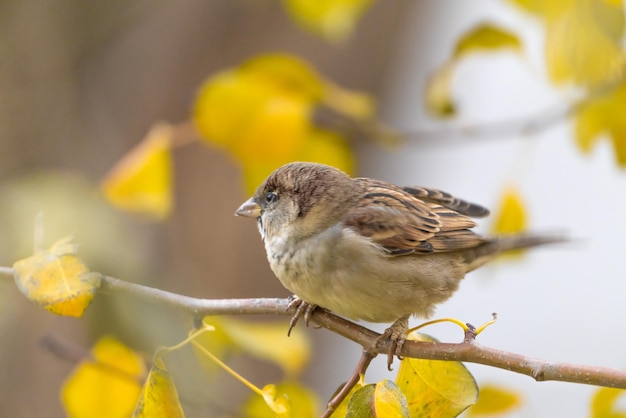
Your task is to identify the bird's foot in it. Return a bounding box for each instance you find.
[287,295,318,336]
[378,315,410,371]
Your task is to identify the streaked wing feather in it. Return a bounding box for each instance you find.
[402,186,490,218]
[346,179,441,253]
[346,178,490,255]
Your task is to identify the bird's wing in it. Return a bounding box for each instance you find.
[402,186,490,217]
[345,179,487,255]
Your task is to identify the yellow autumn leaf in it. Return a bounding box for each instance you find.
[426,24,522,117]
[322,82,375,120]
[194,59,313,168]
[466,385,522,416]
[132,358,185,418]
[243,53,325,100]
[425,61,457,117]
[454,24,522,57]
[281,0,374,42]
[506,0,574,18]
[240,129,355,194]
[545,0,626,86]
[491,186,527,235]
[101,123,173,219]
[345,380,409,418]
[590,387,626,418]
[193,54,361,182]
[575,80,626,166]
[396,332,478,417]
[242,381,320,418]
[13,236,102,317]
[297,129,355,174]
[509,0,626,86]
[202,316,311,377]
[62,336,145,418]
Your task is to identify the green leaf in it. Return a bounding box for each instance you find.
[346,380,409,418]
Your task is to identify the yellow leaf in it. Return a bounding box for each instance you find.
[242,381,320,418]
[322,83,375,120]
[491,187,527,235]
[239,130,355,195]
[454,24,522,57]
[193,59,314,168]
[425,61,457,117]
[396,332,478,417]
[506,0,575,18]
[203,316,311,377]
[191,321,234,375]
[466,385,522,416]
[13,236,102,317]
[243,54,325,100]
[346,380,409,418]
[101,123,173,219]
[193,54,360,179]
[590,387,626,418]
[61,336,145,418]
[575,81,626,166]
[426,24,521,118]
[524,0,626,86]
[133,358,185,418]
[281,0,374,42]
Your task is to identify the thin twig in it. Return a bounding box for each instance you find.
[2,266,626,389]
[322,350,375,418]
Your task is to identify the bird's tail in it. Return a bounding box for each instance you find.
[463,233,567,273]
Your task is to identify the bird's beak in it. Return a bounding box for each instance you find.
[235,198,261,218]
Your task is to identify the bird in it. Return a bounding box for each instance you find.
[235,161,562,367]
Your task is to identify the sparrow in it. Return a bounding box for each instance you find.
[236,162,562,367]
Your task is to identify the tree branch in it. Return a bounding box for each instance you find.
[2,266,625,390]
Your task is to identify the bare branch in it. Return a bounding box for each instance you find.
[1,266,625,390]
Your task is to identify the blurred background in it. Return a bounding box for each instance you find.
[1,0,625,417]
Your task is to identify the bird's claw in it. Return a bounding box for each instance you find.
[287,296,317,336]
[378,316,409,371]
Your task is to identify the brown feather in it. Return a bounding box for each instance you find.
[402,186,490,218]
[345,179,488,254]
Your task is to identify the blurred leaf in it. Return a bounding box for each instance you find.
[193,54,361,192]
[192,320,233,375]
[396,332,478,417]
[509,0,625,86]
[243,54,325,100]
[281,0,374,42]
[133,358,185,418]
[193,56,314,168]
[242,381,320,418]
[346,380,409,418]
[454,24,522,57]
[546,0,625,86]
[62,336,145,418]
[101,123,173,219]
[590,387,626,418]
[506,0,574,17]
[426,24,521,118]
[575,81,626,166]
[491,186,527,235]
[322,82,375,120]
[13,236,102,317]
[466,385,522,416]
[202,316,311,377]
[425,61,457,117]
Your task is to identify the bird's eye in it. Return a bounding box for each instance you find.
[265,191,278,203]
